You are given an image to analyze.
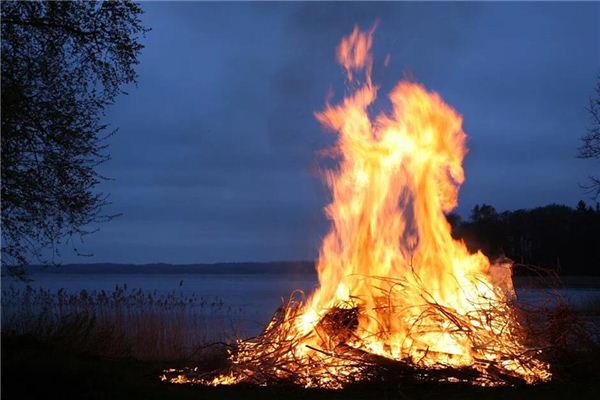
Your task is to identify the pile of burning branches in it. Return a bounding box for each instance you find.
[162,270,555,389]
[160,25,589,389]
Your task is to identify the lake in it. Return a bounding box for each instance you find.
[3,268,600,337]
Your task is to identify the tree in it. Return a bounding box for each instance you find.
[578,76,600,198]
[470,204,498,223]
[454,203,600,275]
[1,1,148,274]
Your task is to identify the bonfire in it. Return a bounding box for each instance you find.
[163,26,552,389]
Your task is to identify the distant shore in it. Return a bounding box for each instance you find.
[3,261,317,276]
[4,261,600,288]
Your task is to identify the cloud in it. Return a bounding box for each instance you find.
[59,2,599,263]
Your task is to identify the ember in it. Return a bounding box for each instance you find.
[163,25,552,388]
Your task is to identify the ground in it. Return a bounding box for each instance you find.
[3,335,600,400]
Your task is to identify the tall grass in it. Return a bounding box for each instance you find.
[574,294,600,317]
[1,285,240,361]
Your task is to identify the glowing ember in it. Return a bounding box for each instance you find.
[165,25,551,388]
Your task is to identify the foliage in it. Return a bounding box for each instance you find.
[452,202,600,275]
[1,1,148,272]
[578,77,600,198]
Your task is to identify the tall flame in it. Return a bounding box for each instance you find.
[304,25,502,366]
[166,26,551,389]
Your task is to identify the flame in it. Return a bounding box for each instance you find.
[306,25,496,364]
[168,26,551,388]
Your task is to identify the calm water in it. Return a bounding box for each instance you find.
[3,272,319,334]
[3,272,599,334]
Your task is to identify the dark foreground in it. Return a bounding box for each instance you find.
[3,335,600,400]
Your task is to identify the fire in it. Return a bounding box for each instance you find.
[166,26,551,388]
[305,25,508,369]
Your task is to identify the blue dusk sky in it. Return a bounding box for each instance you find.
[64,2,600,264]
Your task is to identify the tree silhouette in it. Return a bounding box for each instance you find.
[579,76,600,198]
[1,1,148,274]
[452,202,600,276]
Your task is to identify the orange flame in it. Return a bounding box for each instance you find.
[171,26,551,389]
[299,25,531,373]
[336,25,375,82]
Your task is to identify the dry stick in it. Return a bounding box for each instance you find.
[163,266,575,387]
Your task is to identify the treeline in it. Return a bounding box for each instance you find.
[448,201,600,276]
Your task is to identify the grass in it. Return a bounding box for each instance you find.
[573,294,600,316]
[2,285,600,399]
[3,334,600,400]
[1,285,240,361]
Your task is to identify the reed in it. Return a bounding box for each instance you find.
[1,285,240,361]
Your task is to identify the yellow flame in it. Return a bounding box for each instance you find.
[199,25,551,388]
[305,26,497,365]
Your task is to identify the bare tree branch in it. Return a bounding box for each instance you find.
[578,76,600,198]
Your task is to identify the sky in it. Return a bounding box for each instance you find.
[64,2,600,264]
